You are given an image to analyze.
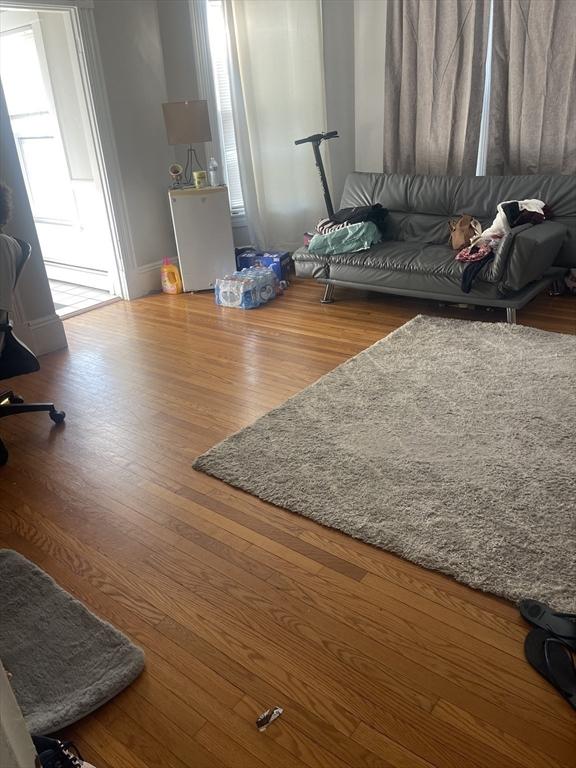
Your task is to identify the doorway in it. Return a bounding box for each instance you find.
[0,5,122,317]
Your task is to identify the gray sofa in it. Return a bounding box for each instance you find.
[293,172,576,323]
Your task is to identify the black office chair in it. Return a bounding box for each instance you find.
[0,238,65,466]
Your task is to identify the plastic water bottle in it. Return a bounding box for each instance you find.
[208,157,219,187]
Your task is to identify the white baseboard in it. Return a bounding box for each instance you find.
[125,260,163,299]
[12,313,68,357]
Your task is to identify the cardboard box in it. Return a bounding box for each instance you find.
[235,249,292,282]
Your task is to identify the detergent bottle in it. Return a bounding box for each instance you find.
[160,256,183,294]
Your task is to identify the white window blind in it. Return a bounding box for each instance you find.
[206,0,244,215]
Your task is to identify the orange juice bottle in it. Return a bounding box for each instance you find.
[160,256,183,294]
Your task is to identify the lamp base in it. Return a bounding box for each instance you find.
[184,145,204,185]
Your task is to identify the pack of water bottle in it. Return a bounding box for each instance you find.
[214,266,282,309]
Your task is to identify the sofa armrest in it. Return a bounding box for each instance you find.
[498,221,566,293]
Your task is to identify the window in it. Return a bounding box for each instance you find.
[206,0,244,215]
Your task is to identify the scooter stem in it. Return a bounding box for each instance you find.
[294,131,339,218]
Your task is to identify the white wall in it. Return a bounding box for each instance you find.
[93,0,177,294]
[354,0,386,173]
[157,0,205,171]
[323,0,355,207]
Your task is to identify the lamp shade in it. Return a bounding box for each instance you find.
[162,100,212,145]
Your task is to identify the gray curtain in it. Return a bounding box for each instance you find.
[380,0,490,175]
[487,0,576,175]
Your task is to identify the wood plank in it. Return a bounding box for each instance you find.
[176,482,368,580]
[430,699,573,768]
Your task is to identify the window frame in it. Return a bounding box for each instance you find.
[189,0,245,224]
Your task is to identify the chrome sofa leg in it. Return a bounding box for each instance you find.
[506,307,517,324]
[321,283,335,304]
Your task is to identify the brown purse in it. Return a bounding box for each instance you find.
[448,214,482,250]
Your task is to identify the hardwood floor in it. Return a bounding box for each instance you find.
[1,280,574,768]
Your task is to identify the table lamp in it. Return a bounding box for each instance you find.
[162,100,212,187]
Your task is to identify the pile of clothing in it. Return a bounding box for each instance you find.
[455,199,552,293]
[307,204,388,256]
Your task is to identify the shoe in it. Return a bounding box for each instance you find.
[524,628,576,710]
[519,599,576,650]
[519,599,576,710]
[33,736,96,768]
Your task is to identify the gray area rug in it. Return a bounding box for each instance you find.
[0,550,144,735]
[194,315,576,611]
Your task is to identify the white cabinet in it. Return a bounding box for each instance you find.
[168,186,236,292]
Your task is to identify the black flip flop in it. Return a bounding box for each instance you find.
[524,628,576,710]
[519,599,576,650]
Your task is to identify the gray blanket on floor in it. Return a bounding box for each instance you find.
[0,549,144,735]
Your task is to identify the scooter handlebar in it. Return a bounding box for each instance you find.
[294,130,339,146]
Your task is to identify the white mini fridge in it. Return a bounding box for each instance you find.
[168,186,236,292]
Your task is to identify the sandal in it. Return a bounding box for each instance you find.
[519,599,576,650]
[524,628,576,710]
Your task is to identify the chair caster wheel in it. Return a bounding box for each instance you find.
[9,394,24,404]
[50,410,66,424]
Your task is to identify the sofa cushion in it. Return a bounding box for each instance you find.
[318,240,459,277]
[294,240,481,289]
